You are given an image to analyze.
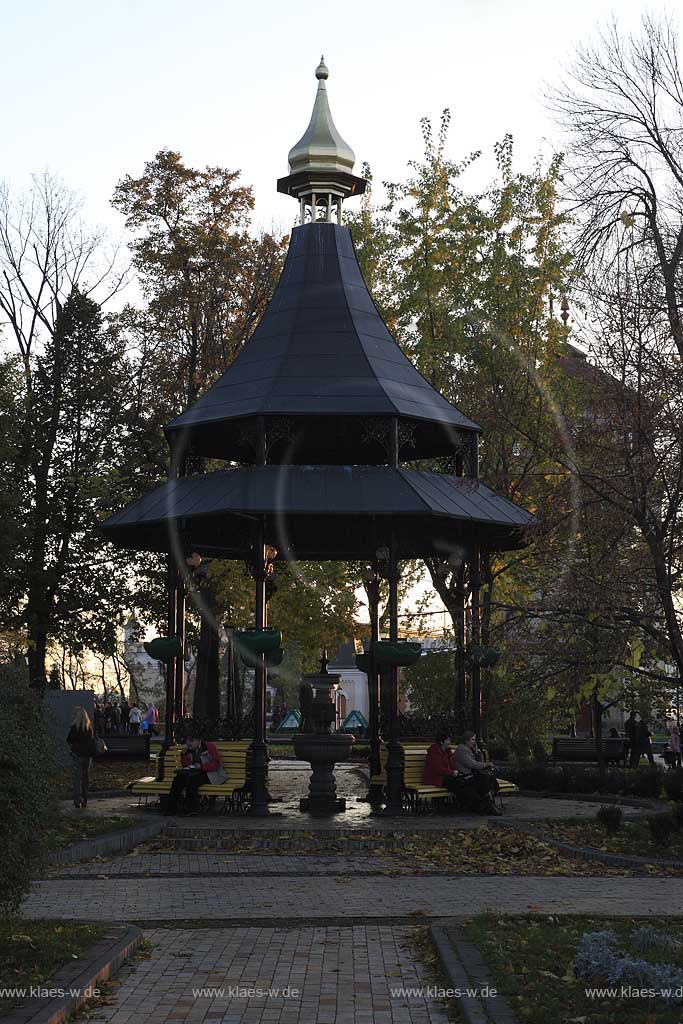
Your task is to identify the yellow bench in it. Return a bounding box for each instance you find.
[369,742,517,811]
[128,741,252,813]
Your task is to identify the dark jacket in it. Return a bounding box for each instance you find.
[67,725,97,758]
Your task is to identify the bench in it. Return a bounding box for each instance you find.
[127,741,252,813]
[551,737,627,765]
[369,742,517,812]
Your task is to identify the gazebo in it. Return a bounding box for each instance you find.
[101,58,533,816]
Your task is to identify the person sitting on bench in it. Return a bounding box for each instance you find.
[453,731,502,816]
[164,733,226,816]
[423,730,468,803]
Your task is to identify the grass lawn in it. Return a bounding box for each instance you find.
[542,817,683,860]
[48,815,138,850]
[0,920,106,1014]
[464,915,683,1023]
[57,759,151,798]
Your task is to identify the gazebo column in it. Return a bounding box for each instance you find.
[249,517,271,815]
[161,559,178,766]
[174,575,186,724]
[384,530,404,816]
[364,566,382,805]
[454,566,467,727]
[470,546,482,740]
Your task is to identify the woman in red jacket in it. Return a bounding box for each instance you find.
[423,730,463,798]
[164,734,226,816]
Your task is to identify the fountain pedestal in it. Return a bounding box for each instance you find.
[292,652,354,815]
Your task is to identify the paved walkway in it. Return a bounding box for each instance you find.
[25,872,683,924]
[33,784,671,1022]
[50,853,394,877]
[87,926,449,1024]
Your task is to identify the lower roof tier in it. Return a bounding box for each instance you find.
[100,466,534,560]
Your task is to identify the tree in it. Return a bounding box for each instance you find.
[112,149,284,412]
[550,14,683,683]
[361,114,574,727]
[112,151,287,715]
[0,175,132,686]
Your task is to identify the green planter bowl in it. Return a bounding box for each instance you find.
[238,646,285,669]
[143,637,182,662]
[355,653,371,673]
[372,640,422,667]
[234,628,282,654]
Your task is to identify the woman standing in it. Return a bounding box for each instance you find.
[67,707,97,809]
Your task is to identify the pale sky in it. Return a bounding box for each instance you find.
[2,0,677,632]
[2,0,676,241]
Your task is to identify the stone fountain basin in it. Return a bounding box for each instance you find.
[292,733,354,763]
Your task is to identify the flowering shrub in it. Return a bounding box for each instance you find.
[574,928,683,1003]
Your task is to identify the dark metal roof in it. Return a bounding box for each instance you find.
[164,223,480,463]
[100,466,533,560]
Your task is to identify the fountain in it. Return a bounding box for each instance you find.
[292,651,354,815]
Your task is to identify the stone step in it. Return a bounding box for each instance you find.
[155,827,410,854]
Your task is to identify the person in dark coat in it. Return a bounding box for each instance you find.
[638,719,655,766]
[67,707,98,808]
[625,713,639,767]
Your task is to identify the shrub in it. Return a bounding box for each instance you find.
[647,813,676,847]
[487,741,510,762]
[514,763,546,790]
[627,765,663,799]
[574,928,683,1000]
[602,768,626,795]
[567,768,600,794]
[664,770,683,802]
[532,741,548,763]
[0,663,59,915]
[596,804,623,836]
[672,803,683,830]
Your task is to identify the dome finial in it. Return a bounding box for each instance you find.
[277,59,366,221]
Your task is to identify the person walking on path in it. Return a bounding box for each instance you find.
[120,699,130,735]
[625,712,639,768]
[67,707,97,809]
[128,705,142,735]
[144,703,159,736]
[638,718,655,766]
[670,726,681,769]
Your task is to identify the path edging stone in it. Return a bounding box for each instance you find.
[430,924,519,1024]
[2,924,143,1024]
[498,818,683,869]
[48,820,167,865]
[513,789,663,809]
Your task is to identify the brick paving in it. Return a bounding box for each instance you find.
[85,926,449,1024]
[35,787,670,1022]
[50,853,394,877]
[24,872,683,923]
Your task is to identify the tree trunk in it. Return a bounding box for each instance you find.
[193,586,220,722]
